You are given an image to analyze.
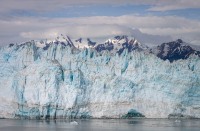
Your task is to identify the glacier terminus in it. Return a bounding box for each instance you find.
[0,35,200,119]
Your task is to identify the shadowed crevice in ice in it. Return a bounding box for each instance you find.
[122,109,145,118]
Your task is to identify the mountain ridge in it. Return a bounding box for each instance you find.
[5,35,200,62]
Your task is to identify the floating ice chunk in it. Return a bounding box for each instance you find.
[70,121,79,125]
[175,120,181,123]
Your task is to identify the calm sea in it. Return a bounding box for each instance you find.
[0,119,200,131]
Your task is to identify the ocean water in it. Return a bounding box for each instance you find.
[0,119,200,131]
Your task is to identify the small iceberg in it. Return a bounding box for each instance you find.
[70,121,79,125]
[175,120,181,123]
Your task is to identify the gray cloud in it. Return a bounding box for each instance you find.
[0,1,199,47]
[0,0,149,14]
[0,0,200,14]
[148,0,200,11]
[0,15,200,46]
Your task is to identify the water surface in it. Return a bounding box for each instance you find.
[0,119,200,131]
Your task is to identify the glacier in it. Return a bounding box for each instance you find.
[0,38,200,119]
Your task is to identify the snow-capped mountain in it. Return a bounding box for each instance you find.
[0,35,200,119]
[95,35,149,55]
[35,35,200,62]
[151,39,200,62]
[35,35,150,55]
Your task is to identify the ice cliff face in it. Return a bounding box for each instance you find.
[0,36,200,119]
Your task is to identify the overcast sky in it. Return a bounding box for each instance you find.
[0,0,200,46]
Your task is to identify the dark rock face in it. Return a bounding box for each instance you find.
[153,39,200,62]
[87,38,96,47]
[75,38,82,43]
[9,43,14,47]
[95,37,200,62]
[95,42,114,52]
[95,35,148,55]
[42,36,76,50]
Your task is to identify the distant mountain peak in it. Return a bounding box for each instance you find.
[8,35,200,62]
[95,36,148,54]
[75,38,82,43]
[114,35,128,40]
[87,38,96,47]
[152,39,200,62]
[176,39,183,43]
